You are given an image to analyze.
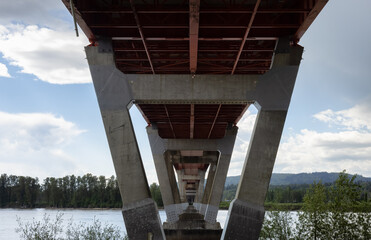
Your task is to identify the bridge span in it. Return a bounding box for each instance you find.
[62,0,328,239]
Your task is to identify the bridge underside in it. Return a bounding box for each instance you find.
[63,0,327,239]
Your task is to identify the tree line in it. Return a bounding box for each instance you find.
[223,174,371,207]
[0,173,164,209]
[260,171,371,239]
[0,174,122,208]
[1,171,370,209]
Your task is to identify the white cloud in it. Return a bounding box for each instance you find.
[0,111,85,178]
[227,101,371,178]
[228,109,257,176]
[275,101,371,177]
[0,0,67,28]
[237,109,257,134]
[0,62,10,77]
[0,24,90,84]
[314,103,371,131]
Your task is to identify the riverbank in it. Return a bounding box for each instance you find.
[3,201,371,212]
[219,201,371,212]
[219,202,303,211]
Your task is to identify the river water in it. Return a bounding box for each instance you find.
[0,208,229,239]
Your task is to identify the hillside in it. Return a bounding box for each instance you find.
[225,172,371,186]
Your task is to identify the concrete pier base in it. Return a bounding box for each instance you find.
[204,204,219,223]
[122,198,165,240]
[221,199,265,240]
[164,205,222,240]
[164,229,222,240]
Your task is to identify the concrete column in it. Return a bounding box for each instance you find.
[147,127,183,223]
[195,169,206,203]
[222,110,287,239]
[199,162,217,215]
[85,43,164,240]
[204,127,238,223]
[176,169,187,203]
[221,39,304,240]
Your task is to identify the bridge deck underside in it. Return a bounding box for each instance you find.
[63,0,326,139]
[65,0,326,75]
[138,103,248,139]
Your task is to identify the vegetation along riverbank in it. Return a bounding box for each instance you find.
[1,171,370,212]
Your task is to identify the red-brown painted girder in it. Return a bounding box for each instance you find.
[189,0,200,73]
[111,37,278,41]
[164,104,176,138]
[61,0,95,43]
[65,0,327,75]
[190,104,195,139]
[138,104,247,139]
[294,0,329,43]
[231,0,261,75]
[129,0,155,74]
[80,8,312,14]
[207,104,221,139]
[90,24,300,29]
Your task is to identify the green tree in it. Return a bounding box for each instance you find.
[260,210,295,240]
[328,171,363,239]
[296,181,330,239]
[150,183,163,207]
[261,171,371,240]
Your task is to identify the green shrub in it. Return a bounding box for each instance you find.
[16,212,128,240]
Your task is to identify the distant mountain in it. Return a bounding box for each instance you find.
[225,172,371,187]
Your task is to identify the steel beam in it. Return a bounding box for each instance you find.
[231,0,261,74]
[129,0,155,74]
[294,0,329,43]
[189,0,200,73]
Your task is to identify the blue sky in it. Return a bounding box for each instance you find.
[0,0,370,183]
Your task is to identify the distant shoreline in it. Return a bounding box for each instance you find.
[0,207,165,210]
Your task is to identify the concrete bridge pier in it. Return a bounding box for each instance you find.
[147,127,183,223]
[203,127,238,223]
[199,160,217,216]
[147,126,237,224]
[221,39,304,240]
[85,36,303,239]
[194,169,206,207]
[85,46,165,240]
[221,110,287,239]
[61,0,327,237]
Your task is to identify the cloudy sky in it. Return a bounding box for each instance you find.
[0,0,371,183]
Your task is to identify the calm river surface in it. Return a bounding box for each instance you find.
[0,208,229,239]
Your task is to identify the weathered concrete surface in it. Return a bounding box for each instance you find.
[164,229,222,240]
[221,39,304,240]
[86,38,304,240]
[147,127,182,223]
[195,169,206,203]
[86,44,165,239]
[236,110,288,205]
[199,161,217,215]
[204,127,237,223]
[221,199,265,240]
[164,205,222,240]
[177,169,187,202]
[122,198,165,240]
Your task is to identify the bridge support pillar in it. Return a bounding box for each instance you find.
[199,161,217,215]
[85,45,165,240]
[176,169,187,203]
[147,127,184,223]
[222,110,287,240]
[204,127,237,223]
[195,169,206,204]
[222,39,304,240]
